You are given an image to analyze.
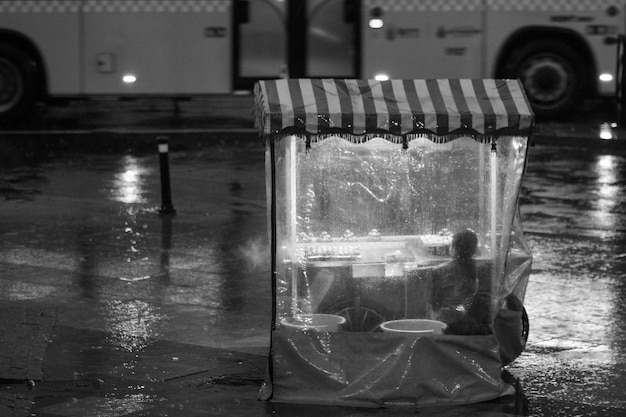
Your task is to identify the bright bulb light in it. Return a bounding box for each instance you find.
[374,74,389,81]
[599,73,613,82]
[369,18,384,29]
[599,122,613,140]
[123,74,137,84]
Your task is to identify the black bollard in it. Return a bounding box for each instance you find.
[157,136,176,215]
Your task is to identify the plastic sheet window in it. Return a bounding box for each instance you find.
[269,134,529,332]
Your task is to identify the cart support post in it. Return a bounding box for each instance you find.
[490,141,498,319]
[288,135,299,314]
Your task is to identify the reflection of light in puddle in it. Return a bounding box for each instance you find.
[521,235,620,370]
[115,200,154,264]
[592,155,619,232]
[39,393,161,417]
[100,394,158,416]
[111,155,151,204]
[103,300,165,352]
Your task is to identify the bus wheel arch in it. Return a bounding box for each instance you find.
[496,28,595,118]
[0,35,44,124]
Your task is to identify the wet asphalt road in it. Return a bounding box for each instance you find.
[1,96,626,416]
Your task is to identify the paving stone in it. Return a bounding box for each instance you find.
[0,304,57,382]
[0,391,34,417]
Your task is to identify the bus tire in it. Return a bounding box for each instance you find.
[0,42,40,124]
[502,39,589,118]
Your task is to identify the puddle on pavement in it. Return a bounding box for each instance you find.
[37,392,163,417]
[109,154,153,205]
[522,147,625,238]
[102,299,166,352]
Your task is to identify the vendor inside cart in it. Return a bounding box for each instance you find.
[431,229,491,335]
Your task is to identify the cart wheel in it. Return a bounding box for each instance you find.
[521,306,529,343]
[497,295,530,365]
[332,299,390,332]
[506,294,530,343]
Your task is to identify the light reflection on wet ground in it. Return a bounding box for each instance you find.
[0,139,270,353]
[512,144,626,413]
[39,392,163,417]
[111,155,152,205]
[102,299,165,352]
[1,135,626,415]
[521,146,626,238]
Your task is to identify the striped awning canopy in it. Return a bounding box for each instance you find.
[253,78,535,143]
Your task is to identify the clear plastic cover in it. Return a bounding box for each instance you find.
[256,77,534,407]
[262,134,531,406]
[271,135,529,329]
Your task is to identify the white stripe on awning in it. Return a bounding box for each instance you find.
[507,80,534,131]
[483,79,509,131]
[323,79,342,129]
[369,80,389,131]
[438,79,461,132]
[460,79,485,132]
[414,79,437,132]
[276,81,294,129]
[299,79,318,130]
[391,79,414,133]
[346,79,366,135]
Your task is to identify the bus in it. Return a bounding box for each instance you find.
[0,0,623,123]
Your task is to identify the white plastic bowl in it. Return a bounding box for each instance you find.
[280,314,346,332]
[380,319,447,334]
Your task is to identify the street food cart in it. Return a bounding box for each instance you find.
[254,79,534,407]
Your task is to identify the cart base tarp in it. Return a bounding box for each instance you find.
[261,330,515,407]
